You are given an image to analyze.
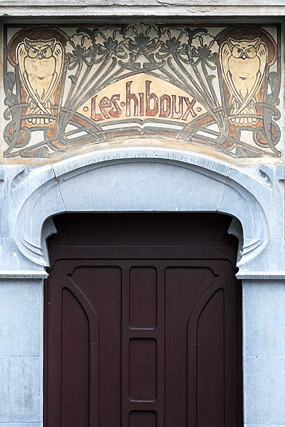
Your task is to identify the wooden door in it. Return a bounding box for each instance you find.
[44,214,243,427]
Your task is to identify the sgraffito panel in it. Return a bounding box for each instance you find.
[3,24,281,162]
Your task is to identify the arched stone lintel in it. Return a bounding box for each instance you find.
[11,147,279,276]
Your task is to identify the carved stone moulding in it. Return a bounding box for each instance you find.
[5,147,280,280]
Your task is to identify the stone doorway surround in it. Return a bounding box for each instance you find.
[0,147,284,426]
[0,1,284,427]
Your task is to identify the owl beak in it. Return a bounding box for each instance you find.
[241,53,247,60]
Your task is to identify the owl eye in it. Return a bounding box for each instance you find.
[27,47,39,59]
[42,46,53,59]
[232,46,243,58]
[245,47,256,58]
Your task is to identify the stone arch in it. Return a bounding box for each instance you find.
[12,147,274,277]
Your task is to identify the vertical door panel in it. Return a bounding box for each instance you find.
[70,266,122,427]
[129,411,157,427]
[122,264,163,426]
[195,289,225,426]
[130,338,157,401]
[164,267,218,427]
[61,288,90,427]
[45,265,121,427]
[129,267,157,329]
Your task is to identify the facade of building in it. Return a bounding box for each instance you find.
[0,2,285,426]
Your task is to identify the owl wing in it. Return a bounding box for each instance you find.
[221,42,243,105]
[236,42,268,114]
[41,42,64,104]
[16,42,50,115]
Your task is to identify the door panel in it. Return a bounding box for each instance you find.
[165,266,220,427]
[44,214,243,427]
[129,267,157,329]
[61,287,90,427]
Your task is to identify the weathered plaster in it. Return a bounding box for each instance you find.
[0,1,284,17]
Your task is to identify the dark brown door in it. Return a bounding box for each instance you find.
[44,214,243,427]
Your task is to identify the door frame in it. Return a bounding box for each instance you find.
[44,212,243,426]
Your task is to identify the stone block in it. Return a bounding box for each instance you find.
[0,356,41,422]
[0,281,42,356]
[244,356,285,425]
[243,281,285,358]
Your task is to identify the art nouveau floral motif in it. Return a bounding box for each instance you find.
[65,34,93,66]
[4,24,281,160]
[191,34,220,59]
[159,28,189,49]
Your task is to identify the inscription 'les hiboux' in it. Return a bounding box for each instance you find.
[91,80,197,122]
[4,24,281,160]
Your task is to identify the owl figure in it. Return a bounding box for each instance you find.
[221,38,267,125]
[16,38,64,125]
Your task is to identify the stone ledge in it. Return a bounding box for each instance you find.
[0,271,48,279]
[0,3,284,17]
[236,272,285,280]
[0,0,284,5]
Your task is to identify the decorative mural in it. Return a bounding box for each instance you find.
[3,24,281,161]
